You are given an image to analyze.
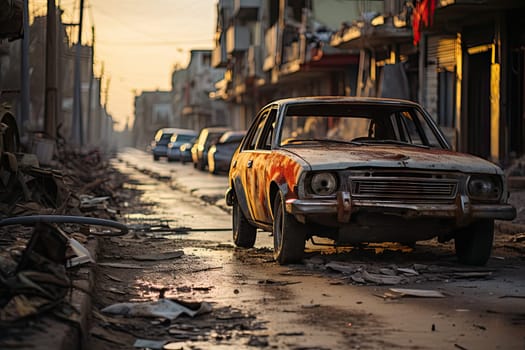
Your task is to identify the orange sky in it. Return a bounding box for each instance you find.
[38,0,217,131]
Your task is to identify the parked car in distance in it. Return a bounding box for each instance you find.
[151,128,178,161]
[226,97,516,266]
[166,129,198,162]
[208,130,247,174]
[179,138,196,164]
[191,127,230,170]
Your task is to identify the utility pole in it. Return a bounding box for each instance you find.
[102,75,110,148]
[44,0,58,139]
[87,25,94,145]
[72,0,85,145]
[20,0,30,138]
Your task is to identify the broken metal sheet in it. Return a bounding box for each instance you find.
[451,272,493,279]
[362,271,405,285]
[132,251,184,261]
[396,267,419,276]
[379,268,397,276]
[98,262,144,269]
[67,237,95,267]
[101,298,212,320]
[79,195,110,209]
[133,339,167,349]
[350,273,366,284]
[388,288,446,298]
[325,261,359,274]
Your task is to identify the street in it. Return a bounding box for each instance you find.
[89,148,525,350]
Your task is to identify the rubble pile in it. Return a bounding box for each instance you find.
[0,143,127,345]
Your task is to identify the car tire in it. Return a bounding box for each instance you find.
[232,197,256,248]
[153,155,159,161]
[454,219,494,266]
[273,192,306,265]
[209,163,216,175]
[198,159,206,171]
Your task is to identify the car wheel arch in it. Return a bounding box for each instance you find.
[232,180,252,222]
[269,182,288,219]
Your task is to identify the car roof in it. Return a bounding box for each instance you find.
[219,130,246,142]
[156,128,196,135]
[200,126,230,133]
[262,96,421,109]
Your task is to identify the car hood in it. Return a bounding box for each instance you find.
[281,144,503,174]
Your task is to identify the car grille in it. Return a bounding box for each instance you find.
[350,174,458,202]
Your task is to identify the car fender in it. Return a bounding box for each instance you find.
[232,176,254,223]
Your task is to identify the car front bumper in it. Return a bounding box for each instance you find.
[285,191,517,223]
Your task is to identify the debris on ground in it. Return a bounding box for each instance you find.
[301,255,498,286]
[133,251,184,261]
[385,288,446,298]
[101,298,212,320]
[0,141,130,347]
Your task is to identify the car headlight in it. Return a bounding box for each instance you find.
[467,175,502,201]
[308,172,338,196]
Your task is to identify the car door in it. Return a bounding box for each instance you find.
[234,108,273,222]
[252,109,278,224]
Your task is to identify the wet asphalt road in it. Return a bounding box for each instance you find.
[99,148,525,349]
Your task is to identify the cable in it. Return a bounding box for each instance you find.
[96,39,212,47]
[0,215,129,236]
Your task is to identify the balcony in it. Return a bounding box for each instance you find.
[226,25,250,54]
[233,0,261,21]
[247,45,262,78]
[263,24,278,71]
[212,38,228,68]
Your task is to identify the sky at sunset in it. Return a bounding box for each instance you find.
[31,0,217,130]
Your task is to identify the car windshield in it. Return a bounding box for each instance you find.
[278,103,445,149]
[219,133,245,143]
[157,133,173,145]
[174,134,195,143]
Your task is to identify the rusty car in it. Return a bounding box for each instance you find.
[226,97,516,265]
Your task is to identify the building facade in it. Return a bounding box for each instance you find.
[210,0,525,167]
[332,0,525,166]
[132,90,173,150]
[212,0,383,129]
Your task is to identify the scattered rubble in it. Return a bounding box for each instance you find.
[101,298,212,320]
[0,141,129,348]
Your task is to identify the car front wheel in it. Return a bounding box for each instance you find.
[454,219,494,266]
[232,197,256,248]
[273,192,306,264]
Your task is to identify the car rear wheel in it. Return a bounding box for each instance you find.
[198,159,206,171]
[454,219,494,266]
[209,159,216,174]
[273,193,306,265]
[232,197,256,248]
